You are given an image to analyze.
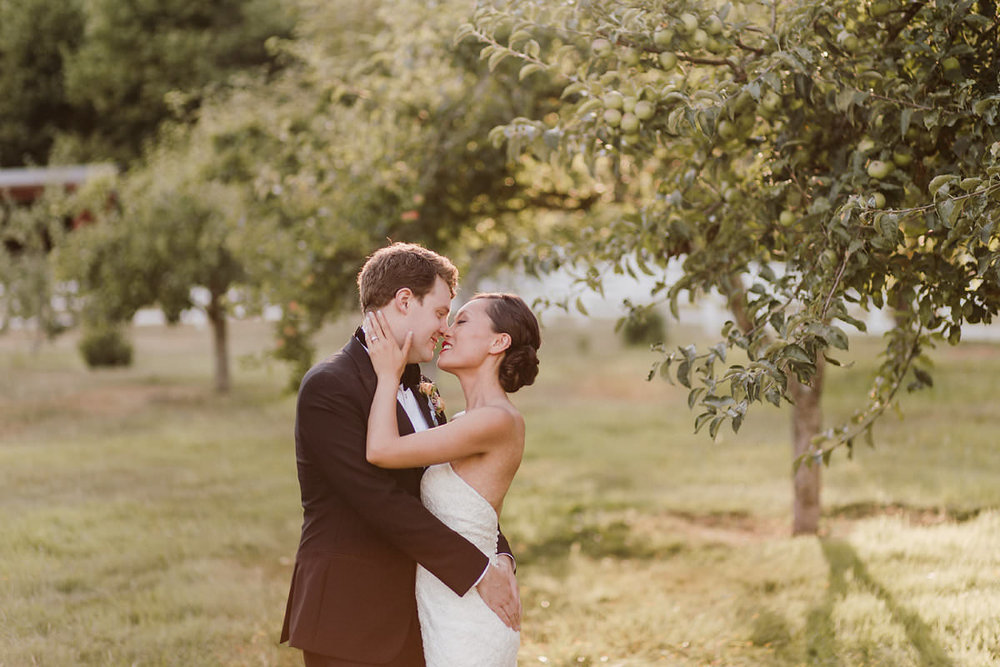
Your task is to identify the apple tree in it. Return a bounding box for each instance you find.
[468,0,1000,533]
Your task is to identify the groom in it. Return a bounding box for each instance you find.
[280,242,520,666]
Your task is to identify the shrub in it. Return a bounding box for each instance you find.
[79,326,133,368]
[620,308,667,347]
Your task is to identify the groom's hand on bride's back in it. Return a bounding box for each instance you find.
[476,558,521,631]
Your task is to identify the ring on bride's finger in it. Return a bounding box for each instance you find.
[371,335,378,341]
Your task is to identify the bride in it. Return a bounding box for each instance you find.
[363,293,541,667]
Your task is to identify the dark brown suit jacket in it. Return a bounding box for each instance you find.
[280,331,511,663]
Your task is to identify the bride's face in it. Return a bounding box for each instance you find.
[437,299,505,372]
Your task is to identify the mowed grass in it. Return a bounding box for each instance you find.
[1,317,999,666]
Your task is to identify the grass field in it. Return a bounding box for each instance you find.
[1,317,999,666]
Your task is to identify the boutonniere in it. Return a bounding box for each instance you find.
[418,379,446,426]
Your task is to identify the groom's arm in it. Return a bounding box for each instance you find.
[298,370,487,596]
[497,529,515,570]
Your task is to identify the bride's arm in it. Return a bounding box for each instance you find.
[365,311,515,469]
[369,405,515,468]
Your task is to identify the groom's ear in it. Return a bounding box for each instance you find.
[393,287,414,313]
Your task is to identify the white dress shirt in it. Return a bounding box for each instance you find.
[397,385,430,432]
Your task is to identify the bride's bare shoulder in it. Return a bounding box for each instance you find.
[459,404,521,433]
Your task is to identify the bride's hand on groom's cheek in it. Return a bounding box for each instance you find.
[364,311,411,380]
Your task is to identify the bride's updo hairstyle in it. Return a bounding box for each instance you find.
[472,293,541,393]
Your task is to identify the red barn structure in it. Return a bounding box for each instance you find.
[0,163,116,205]
[0,163,117,253]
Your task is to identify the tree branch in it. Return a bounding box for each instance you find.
[886,1,928,43]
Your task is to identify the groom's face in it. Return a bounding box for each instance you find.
[399,276,453,363]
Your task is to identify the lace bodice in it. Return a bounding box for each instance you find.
[420,463,499,557]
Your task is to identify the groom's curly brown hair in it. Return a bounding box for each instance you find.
[357,242,459,312]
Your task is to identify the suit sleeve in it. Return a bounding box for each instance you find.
[497,529,514,569]
[298,369,489,596]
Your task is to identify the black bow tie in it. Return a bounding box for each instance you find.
[400,364,422,391]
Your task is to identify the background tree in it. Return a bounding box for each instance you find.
[58,126,251,393]
[0,0,85,167]
[470,0,1000,533]
[0,190,72,347]
[187,0,601,384]
[0,0,294,168]
[57,0,295,164]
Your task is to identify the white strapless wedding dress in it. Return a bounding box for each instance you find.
[416,463,520,666]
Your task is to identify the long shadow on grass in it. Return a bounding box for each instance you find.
[805,538,953,667]
[515,517,677,566]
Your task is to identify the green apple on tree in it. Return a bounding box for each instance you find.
[658,51,678,70]
[591,38,612,55]
[760,90,782,113]
[717,120,737,141]
[870,0,893,19]
[704,15,724,35]
[620,112,640,133]
[654,28,674,48]
[603,91,624,109]
[867,160,893,179]
[620,46,640,66]
[892,148,912,167]
[634,100,655,120]
[678,12,698,34]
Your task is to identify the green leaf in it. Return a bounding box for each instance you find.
[508,29,533,47]
[818,323,849,350]
[518,63,544,81]
[928,174,957,197]
[687,386,705,409]
[730,413,743,433]
[561,82,587,99]
[708,415,723,439]
[900,108,912,137]
[576,98,604,117]
[488,49,510,72]
[677,360,691,388]
[782,344,813,365]
[694,411,713,433]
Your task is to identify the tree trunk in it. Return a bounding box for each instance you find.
[456,245,503,306]
[207,288,230,394]
[789,358,824,535]
[720,272,825,535]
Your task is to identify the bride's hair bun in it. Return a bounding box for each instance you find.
[499,344,539,393]
[472,293,541,393]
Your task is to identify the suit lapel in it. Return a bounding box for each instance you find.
[396,400,416,436]
[346,329,417,436]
